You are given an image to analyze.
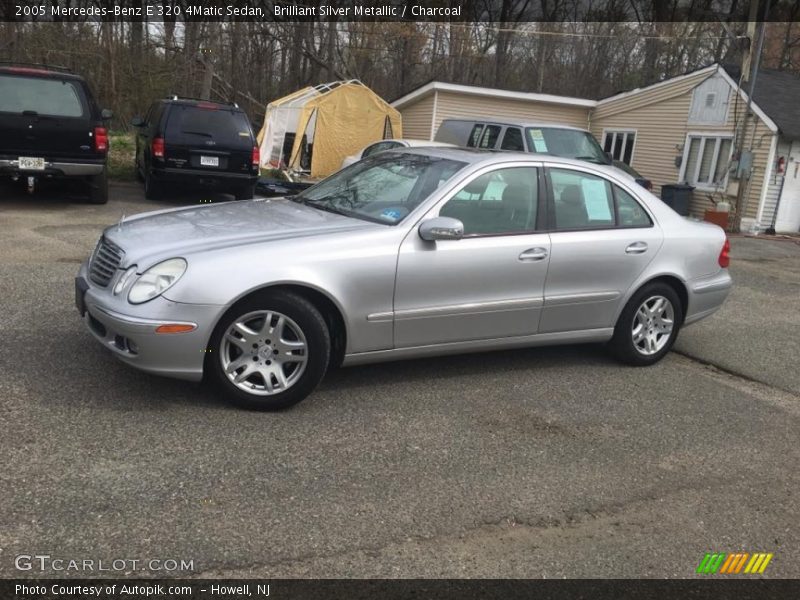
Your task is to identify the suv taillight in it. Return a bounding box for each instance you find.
[718,238,730,268]
[251,145,260,167]
[152,137,165,159]
[94,127,108,153]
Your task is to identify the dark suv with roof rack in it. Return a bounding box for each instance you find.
[0,63,112,203]
[132,97,260,200]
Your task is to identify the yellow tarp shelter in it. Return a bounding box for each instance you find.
[257,80,402,178]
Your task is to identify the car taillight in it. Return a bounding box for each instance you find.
[94,127,108,153]
[718,238,730,268]
[152,137,165,159]
[251,145,260,167]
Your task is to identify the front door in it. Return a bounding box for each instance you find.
[775,141,800,233]
[394,165,550,348]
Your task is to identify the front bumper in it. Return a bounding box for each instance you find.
[76,266,224,382]
[0,157,104,177]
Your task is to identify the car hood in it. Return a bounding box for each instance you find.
[103,198,376,266]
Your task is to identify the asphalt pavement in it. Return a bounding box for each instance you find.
[1,180,798,578]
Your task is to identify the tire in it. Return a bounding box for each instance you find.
[144,169,162,200]
[609,282,683,366]
[235,183,256,200]
[207,290,330,410]
[87,168,109,204]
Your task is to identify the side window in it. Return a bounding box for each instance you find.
[550,168,614,230]
[500,127,525,151]
[479,125,502,149]
[439,167,539,236]
[466,124,484,148]
[615,185,652,227]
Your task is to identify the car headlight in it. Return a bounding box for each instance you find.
[128,258,187,304]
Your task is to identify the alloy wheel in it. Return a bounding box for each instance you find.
[631,295,674,356]
[220,310,308,395]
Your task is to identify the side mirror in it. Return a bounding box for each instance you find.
[130,116,144,127]
[101,108,113,121]
[419,217,464,242]
[605,151,614,164]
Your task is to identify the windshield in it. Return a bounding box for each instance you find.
[525,127,609,164]
[296,153,467,225]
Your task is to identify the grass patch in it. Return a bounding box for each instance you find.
[108,132,136,181]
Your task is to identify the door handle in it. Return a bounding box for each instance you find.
[519,247,548,261]
[625,242,648,254]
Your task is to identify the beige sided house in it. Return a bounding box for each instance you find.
[392,65,800,233]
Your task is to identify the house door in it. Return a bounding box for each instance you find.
[775,141,800,233]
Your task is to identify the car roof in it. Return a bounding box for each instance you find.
[440,118,589,133]
[0,66,85,81]
[159,98,244,111]
[394,146,632,179]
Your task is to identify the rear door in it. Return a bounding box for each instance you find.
[539,166,663,333]
[0,72,96,160]
[163,104,254,174]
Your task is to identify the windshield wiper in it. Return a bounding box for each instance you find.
[302,197,350,217]
[182,130,213,137]
[574,156,607,164]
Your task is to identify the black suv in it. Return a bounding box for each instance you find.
[132,97,259,200]
[0,63,112,203]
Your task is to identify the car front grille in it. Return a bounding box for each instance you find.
[89,238,124,287]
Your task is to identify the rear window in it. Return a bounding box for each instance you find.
[0,75,85,117]
[165,105,254,148]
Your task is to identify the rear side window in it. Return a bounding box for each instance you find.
[0,75,85,117]
[479,125,501,149]
[165,105,253,148]
[500,127,525,151]
[550,168,614,230]
[466,125,484,148]
[615,185,652,227]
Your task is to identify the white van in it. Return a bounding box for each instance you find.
[434,119,611,165]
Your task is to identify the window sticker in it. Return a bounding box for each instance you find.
[380,208,403,222]
[581,179,613,221]
[529,129,548,152]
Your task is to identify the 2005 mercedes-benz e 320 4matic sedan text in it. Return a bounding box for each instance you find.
[76,148,732,410]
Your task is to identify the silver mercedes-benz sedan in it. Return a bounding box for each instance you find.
[76,148,732,410]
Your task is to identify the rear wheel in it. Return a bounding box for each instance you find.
[207,290,330,410]
[235,182,256,200]
[87,168,109,204]
[609,282,683,366]
[144,170,162,200]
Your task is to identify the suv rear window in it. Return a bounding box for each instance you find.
[165,105,253,148]
[0,75,85,117]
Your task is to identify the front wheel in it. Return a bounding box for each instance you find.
[207,290,330,410]
[609,282,683,366]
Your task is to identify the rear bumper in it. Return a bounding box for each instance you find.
[684,270,733,326]
[151,167,257,188]
[0,157,104,177]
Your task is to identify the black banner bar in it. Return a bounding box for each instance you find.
[3,579,800,600]
[0,0,792,23]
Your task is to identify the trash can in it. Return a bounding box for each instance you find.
[661,184,694,216]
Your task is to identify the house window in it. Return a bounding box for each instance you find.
[681,135,733,190]
[602,130,636,165]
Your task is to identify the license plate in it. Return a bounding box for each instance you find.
[200,156,219,167]
[18,156,45,170]
[75,276,89,316]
